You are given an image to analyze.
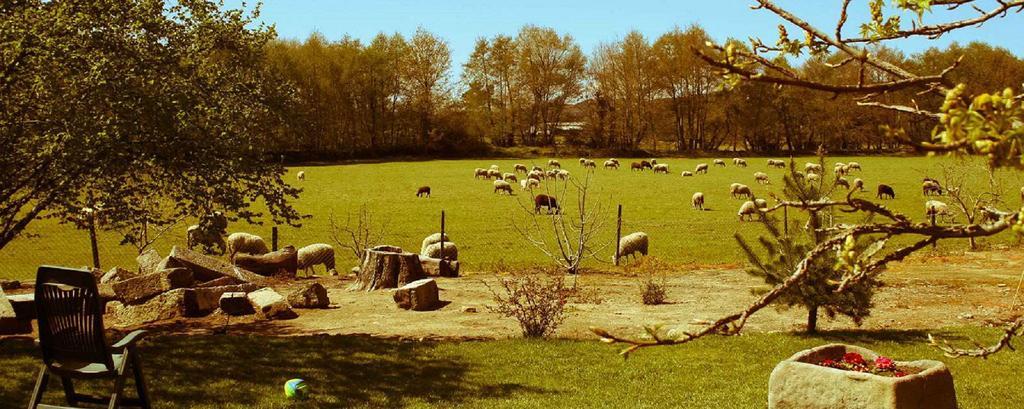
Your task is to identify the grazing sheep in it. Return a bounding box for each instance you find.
[604,160,620,169]
[556,169,570,180]
[545,169,558,179]
[713,159,726,167]
[514,164,529,174]
[609,158,620,165]
[640,160,654,169]
[852,178,865,192]
[730,183,753,199]
[534,194,561,214]
[835,177,850,190]
[296,171,306,181]
[422,241,459,260]
[692,192,705,210]
[805,163,823,174]
[490,164,500,171]
[834,164,850,177]
[532,165,544,172]
[503,173,518,183]
[695,163,709,174]
[653,164,670,174]
[806,173,821,183]
[613,232,649,264]
[681,171,693,177]
[793,171,806,180]
[877,184,896,199]
[733,158,748,167]
[226,232,269,259]
[631,162,646,172]
[579,158,587,165]
[416,186,431,198]
[421,233,450,254]
[754,172,770,185]
[925,200,953,222]
[583,159,597,169]
[754,198,769,209]
[488,169,503,180]
[493,180,513,195]
[737,201,761,221]
[922,180,943,196]
[521,178,541,190]
[186,211,228,255]
[847,162,861,172]
[528,170,544,181]
[767,159,786,168]
[548,159,561,168]
[297,243,337,276]
[474,168,489,179]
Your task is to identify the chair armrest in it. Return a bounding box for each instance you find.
[111,330,148,349]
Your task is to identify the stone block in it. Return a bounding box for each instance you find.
[393,278,440,311]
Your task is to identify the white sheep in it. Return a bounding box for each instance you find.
[548,159,561,168]
[692,192,705,210]
[713,159,726,167]
[853,178,865,191]
[297,243,337,276]
[489,164,500,171]
[521,178,541,190]
[474,168,489,179]
[767,159,786,168]
[422,241,458,260]
[545,169,558,179]
[653,164,670,174]
[502,172,518,183]
[514,164,529,174]
[925,200,953,222]
[487,169,502,179]
[227,232,269,259]
[604,160,620,169]
[583,159,597,169]
[579,157,587,165]
[681,171,693,177]
[555,169,570,180]
[532,165,544,172]
[296,171,306,181]
[754,172,770,185]
[695,163,709,174]
[805,163,823,174]
[494,179,513,195]
[835,177,850,190]
[754,198,768,209]
[420,233,449,254]
[847,162,862,172]
[730,183,752,199]
[613,232,649,264]
[528,170,544,181]
[733,158,748,167]
[806,173,821,183]
[738,201,761,221]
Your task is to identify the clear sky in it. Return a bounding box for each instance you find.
[237,0,1023,77]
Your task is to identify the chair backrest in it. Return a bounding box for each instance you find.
[34,266,113,372]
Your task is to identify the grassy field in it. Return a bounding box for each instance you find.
[0,328,1021,408]
[2,155,1021,281]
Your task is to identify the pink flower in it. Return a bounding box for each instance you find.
[843,352,866,366]
[874,356,895,370]
[819,359,838,368]
[894,371,908,377]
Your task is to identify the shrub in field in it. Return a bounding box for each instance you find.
[626,257,670,305]
[487,270,570,338]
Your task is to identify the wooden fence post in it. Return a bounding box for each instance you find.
[440,210,446,259]
[272,226,278,251]
[783,205,789,235]
[88,216,100,270]
[931,214,937,249]
[614,204,623,266]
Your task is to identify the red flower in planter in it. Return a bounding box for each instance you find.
[820,359,838,368]
[842,352,866,366]
[875,356,895,370]
[893,370,908,377]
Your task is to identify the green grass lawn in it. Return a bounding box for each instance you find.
[2,328,1022,408]
[2,155,1021,280]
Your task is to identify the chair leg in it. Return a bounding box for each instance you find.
[27,366,48,409]
[130,349,152,409]
[60,376,77,407]
[108,358,129,409]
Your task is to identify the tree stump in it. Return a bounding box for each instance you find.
[350,245,425,291]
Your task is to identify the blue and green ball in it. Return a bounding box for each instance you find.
[284,378,309,400]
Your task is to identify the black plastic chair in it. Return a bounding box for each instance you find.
[28,266,151,409]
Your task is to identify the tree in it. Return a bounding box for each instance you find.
[515,26,587,146]
[589,31,658,151]
[0,0,304,254]
[651,26,717,152]
[405,28,452,146]
[736,158,879,333]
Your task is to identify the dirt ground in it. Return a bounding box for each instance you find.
[99,248,1024,341]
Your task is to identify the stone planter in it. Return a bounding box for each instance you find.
[768,344,957,409]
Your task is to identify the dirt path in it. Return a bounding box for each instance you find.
[127,249,1024,340]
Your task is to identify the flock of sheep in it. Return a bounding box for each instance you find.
[185,214,337,276]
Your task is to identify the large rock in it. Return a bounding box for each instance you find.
[232,245,297,276]
[768,344,957,409]
[111,268,194,305]
[219,292,254,316]
[136,249,163,274]
[100,266,138,284]
[109,289,190,325]
[6,293,35,320]
[247,288,295,320]
[287,283,330,309]
[182,283,260,317]
[393,278,440,311]
[419,256,460,278]
[169,246,265,284]
[195,276,242,288]
[0,288,32,334]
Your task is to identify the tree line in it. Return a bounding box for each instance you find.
[265,25,1024,158]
